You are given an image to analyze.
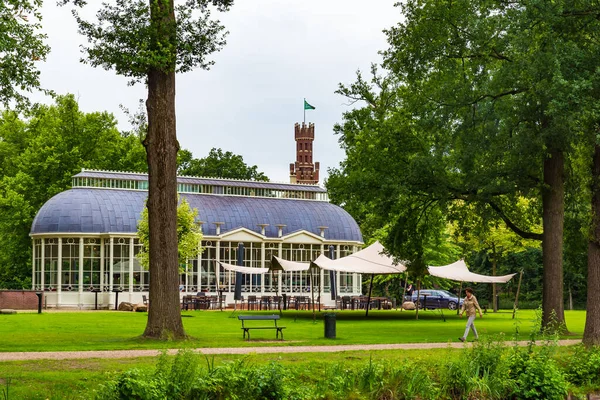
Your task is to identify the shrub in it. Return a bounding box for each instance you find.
[439,337,514,400]
[564,345,600,390]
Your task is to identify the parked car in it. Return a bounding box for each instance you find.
[408,289,464,310]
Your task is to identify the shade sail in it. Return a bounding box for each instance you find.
[311,241,406,274]
[428,260,515,283]
[217,261,269,274]
[269,256,311,272]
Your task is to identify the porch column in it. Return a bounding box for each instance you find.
[78,237,84,308]
[100,238,105,307]
[57,238,62,308]
[31,239,35,290]
[129,237,134,301]
[108,237,114,308]
[40,238,45,291]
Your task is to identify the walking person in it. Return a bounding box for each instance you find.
[405,283,414,301]
[459,287,483,342]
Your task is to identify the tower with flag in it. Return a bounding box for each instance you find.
[290,99,319,184]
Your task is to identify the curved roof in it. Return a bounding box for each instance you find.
[30,188,363,242]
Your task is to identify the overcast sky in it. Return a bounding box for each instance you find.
[34,1,400,184]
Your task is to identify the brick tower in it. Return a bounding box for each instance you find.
[290,122,320,184]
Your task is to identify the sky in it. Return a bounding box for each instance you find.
[34,1,400,184]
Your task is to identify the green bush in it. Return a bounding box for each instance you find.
[507,349,568,400]
[565,345,600,390]
[95,340,600,400]
[439,336,515,399]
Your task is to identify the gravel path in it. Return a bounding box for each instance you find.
[0,339,581,361]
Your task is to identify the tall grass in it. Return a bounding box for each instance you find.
[91,310,594,400]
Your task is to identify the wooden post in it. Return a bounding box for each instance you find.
[457,282,463,316]
[365,274,374,317]
[401,272,409,311]
[512,270,523,319]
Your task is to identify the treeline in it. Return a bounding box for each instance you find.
[327,0,597,337]
[0,94,267,289]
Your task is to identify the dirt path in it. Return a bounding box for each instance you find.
[0,340,581,361]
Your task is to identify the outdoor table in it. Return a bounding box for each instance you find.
[113,289,122,310]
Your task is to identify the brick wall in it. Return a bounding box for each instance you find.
[0,291,41,310]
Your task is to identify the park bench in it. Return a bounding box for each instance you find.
[238,315,285,340]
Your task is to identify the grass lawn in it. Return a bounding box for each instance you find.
[0,308,585,352]
[0,309,587,399]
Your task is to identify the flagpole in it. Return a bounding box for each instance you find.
[303,98,306,124]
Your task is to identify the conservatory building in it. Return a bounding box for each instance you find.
[30,169,364,309]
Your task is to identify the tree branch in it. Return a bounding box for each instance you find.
[488,200,543,241]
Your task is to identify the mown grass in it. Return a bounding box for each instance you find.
[0,309,585,352]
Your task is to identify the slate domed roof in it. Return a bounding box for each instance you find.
[30,188,363,242]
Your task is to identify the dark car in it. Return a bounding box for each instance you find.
[409,289,464,310]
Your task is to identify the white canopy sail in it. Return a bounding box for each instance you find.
[311,241,406,274]
[217,261,269,274]
[428,259,515,283]
[269,256,311,272]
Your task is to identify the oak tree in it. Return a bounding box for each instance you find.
[60,0,233,338]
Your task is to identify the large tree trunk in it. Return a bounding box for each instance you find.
[142,0,184,339]
[541,149,566,332]
[584,144,600,346]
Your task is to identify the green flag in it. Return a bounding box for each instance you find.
[304,100,315,110]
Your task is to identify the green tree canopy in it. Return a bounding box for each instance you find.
[0,94,147,288]
[137,196,202,270]
[0,0,50,109]
[329,0,600,331]
[178,148,269,181]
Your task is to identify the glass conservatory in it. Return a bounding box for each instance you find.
[30,169,364,309]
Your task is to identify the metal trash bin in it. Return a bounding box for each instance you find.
[324,313,336,339]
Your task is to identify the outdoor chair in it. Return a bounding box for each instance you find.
[342,296,351,310]
[247,295,258,310]
[260,296,271,310]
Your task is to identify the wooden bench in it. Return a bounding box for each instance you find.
[238,315,286,340]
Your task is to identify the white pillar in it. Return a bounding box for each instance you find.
[261,242,266,293]
[320,244,325,303]
[216,240,222,291]
[196,248,201,293]
[100,238,105,290]
[57,238,62,308]
[78,237,84,308]
[109,237,114,308]
[129,237,134,302]
[336,245,341,296]
[100,238,105,308]
[278,242,283,295]
[40,238,45,291]
[31,239,35,290]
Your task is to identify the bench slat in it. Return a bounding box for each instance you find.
[238,315,280,321]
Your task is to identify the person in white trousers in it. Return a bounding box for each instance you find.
[459,287,483,342]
